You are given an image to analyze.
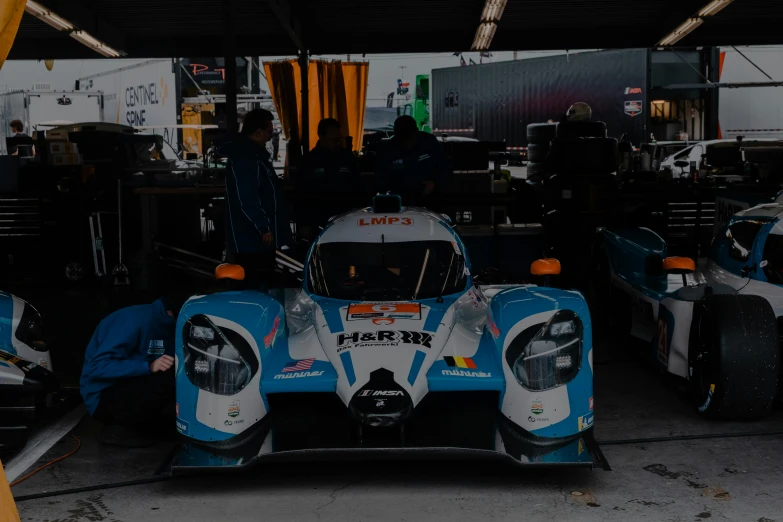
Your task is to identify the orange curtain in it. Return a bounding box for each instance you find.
[264,59,369,152]
[0,0,26,71]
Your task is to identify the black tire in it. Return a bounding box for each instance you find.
[689,294,780,419]
[526,161,549,178]
[527,123,558,144]
[556,120,607,139]
[527,143,549,163]
[549,138,618,176]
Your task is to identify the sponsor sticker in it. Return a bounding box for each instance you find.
[225,419,245,426]
[624,100,643,117]
[175,403,179,416]
[264,316,281,348]
[228,400,240,418]
[176,418,190,436]
[357,216,414,227]
[443,356,477,369]
[147,339,165,356]
[441,369,492,378]
[273,370,325,380]
[589,397,594,411]
[624,87,643,95]
[528,415,550,423]
[578,412,594,431]
[487,315,500,339]
[282,358,315,373]
[531,398,544,415]
[359,390,404,397]
[347,303,421,321]
[336,331,433,349]
[38,358,48,369]
[372,318,395,326]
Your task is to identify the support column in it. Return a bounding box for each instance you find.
[703,46,720,140]
[299,50,310,153]
[224,0,238,133]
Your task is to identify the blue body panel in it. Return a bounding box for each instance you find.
[175,290,284,442]
[488,286,594,439]
[603,228,671,300]
[427,329,505,392]
[0,292,15,355]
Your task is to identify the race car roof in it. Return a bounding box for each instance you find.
[736,203,783,221]
[317,208,457,245]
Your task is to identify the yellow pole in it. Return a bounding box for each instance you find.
[0,460,21,522]
[0,0,27,71]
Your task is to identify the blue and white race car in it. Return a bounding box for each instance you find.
[0,292,59,452]
[595,203,783,419]
[170,197,605,471]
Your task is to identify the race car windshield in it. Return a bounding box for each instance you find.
[308,240,467,301]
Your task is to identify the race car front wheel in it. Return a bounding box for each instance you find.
[689,294,780,419]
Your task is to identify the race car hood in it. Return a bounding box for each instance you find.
[312,296,455,414]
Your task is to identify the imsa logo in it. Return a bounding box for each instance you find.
[336,331,433,348]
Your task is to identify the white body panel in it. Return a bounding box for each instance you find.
[193,316,266,436]
[500,311,571,431]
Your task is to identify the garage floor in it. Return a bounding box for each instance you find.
[10,353,783,521]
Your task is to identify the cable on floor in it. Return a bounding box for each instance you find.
[9,432,81,487]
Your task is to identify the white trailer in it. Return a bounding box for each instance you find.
[719,46,783,140]
[0,90,104,155]
[77,59,180,151]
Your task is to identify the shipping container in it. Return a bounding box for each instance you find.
[0,90,104,155]
[718,46,783,140]
[431,48,719,150]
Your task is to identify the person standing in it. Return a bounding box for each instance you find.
[217,109,292,287]
[8,119,32,156]
[298,118,362,234]
[376,115,451,203]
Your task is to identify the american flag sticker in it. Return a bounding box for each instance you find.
[282,358,315,372]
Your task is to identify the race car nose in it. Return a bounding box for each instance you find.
[348,368,413,428]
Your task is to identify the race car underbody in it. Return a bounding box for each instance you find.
[167,203,607,472]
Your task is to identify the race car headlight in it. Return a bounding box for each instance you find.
[182,314,259,396]
[505,310,583,391]
[15,303,47,351]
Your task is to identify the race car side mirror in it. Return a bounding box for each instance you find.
[215,263,245,281]
[531,258,561,276]
[662,256,695,287]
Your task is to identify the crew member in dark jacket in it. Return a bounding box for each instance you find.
[298,118,362,233]
[80,298,177,447]
[376,115,451,203]
[217,109,293,287]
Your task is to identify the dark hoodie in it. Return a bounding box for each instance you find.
[217,134,293,253]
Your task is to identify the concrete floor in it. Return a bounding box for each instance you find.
[10,359,783,521]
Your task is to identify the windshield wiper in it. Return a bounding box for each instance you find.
[412,248,431,300]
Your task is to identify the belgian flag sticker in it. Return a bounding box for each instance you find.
[443,356,477,369]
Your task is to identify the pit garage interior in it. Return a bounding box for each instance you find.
[3,1,783,521]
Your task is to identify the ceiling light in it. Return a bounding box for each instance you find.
[70,31,122,58]
[480,0,507,23]
[698,0,734,17]
[25,0,74,31]
[657,17,703,46]
[472,22,497,51]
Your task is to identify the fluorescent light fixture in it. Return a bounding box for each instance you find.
[698,0,734,17]
[70,31,122,58]
[480,0,507,23]
[472,22,497,51]
[657,17,703,46]
[25,0,74,31]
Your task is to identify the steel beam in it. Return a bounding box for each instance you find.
[266,0,305,50]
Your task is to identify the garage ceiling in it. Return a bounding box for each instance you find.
[8,0,783,60]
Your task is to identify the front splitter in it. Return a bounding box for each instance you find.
[160,428,610,474]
